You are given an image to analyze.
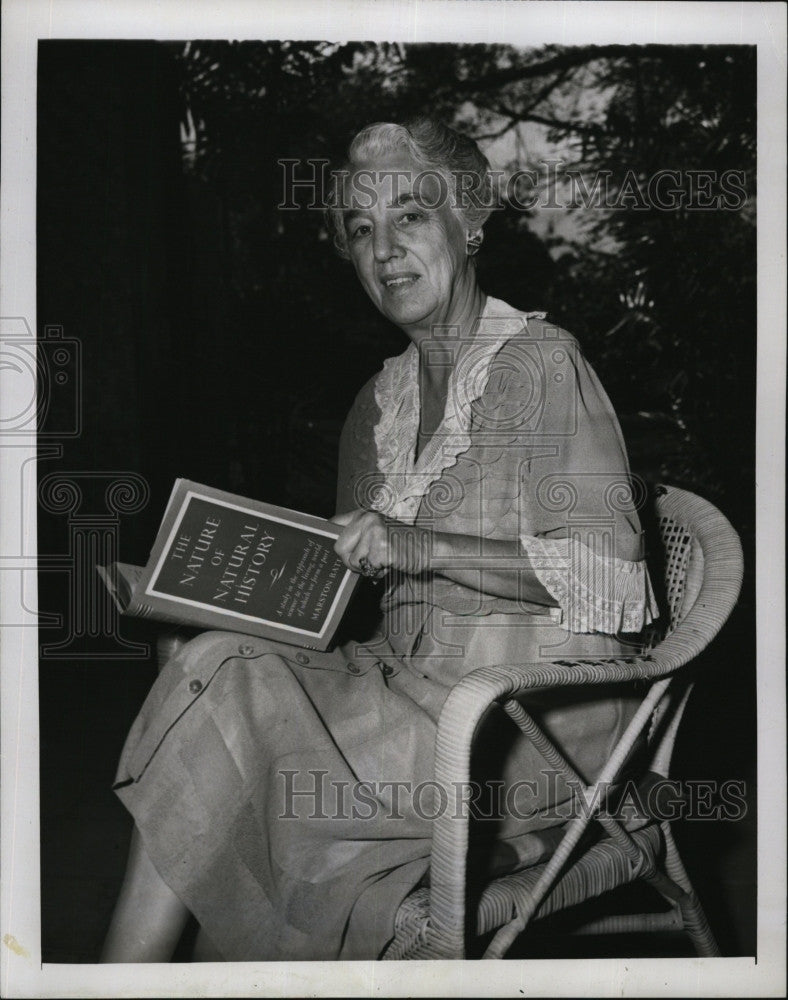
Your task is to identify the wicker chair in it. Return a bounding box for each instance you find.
[381,484,744,959]
[155,484,743,960]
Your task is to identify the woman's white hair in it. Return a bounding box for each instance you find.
[325,117,494,258]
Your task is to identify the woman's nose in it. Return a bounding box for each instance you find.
[372,223,403,262]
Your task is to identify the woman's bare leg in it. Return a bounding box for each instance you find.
[100,827,190,962]
[192,926,224,961]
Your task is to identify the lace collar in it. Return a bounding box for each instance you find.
[371,296,546,524]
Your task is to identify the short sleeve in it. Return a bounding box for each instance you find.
[519,533,658,634]
[501,319,660,634]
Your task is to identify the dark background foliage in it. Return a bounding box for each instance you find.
[37,40,756,961]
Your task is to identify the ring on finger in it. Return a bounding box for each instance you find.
[359,556,384,579]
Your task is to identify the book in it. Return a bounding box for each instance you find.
[98,479,360,650]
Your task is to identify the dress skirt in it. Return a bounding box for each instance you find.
[113,620,642,961]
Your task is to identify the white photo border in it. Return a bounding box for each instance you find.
[1,1,785,996]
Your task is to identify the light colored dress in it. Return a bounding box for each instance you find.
[113,295,658,961]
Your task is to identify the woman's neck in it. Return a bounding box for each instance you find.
[402,278,487,359]
[411,280,489,463]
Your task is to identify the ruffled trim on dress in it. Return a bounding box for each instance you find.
[520,533,659,635]
[372,302,547,524]
[372,347,419,481]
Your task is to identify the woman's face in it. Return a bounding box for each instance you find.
[342,150,474,331]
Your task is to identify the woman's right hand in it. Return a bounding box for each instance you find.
[330,508,426,578]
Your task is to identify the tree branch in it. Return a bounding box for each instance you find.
[472,117,518,140]
[454,43,678,94]
[477,100,602,139]
[519,67,571,116]
[522,112,604,135]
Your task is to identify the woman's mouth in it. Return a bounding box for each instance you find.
[380,273,420,292]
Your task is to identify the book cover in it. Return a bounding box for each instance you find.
[100,479,360,650]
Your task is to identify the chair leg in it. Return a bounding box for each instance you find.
[660,820,693,888]
[659,821,721,957]
[677,890,721,957]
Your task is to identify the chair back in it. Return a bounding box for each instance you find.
[643,485,744,774]
[650,484,743,645]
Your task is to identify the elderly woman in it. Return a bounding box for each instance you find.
[102,117,657,962]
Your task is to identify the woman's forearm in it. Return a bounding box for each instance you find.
[332,508,558,607]
[396,525,558,606]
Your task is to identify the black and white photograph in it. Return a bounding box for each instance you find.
[1,2,785,997]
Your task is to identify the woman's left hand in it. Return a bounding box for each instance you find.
[330,508,426,578]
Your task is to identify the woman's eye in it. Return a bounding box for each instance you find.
[350,224,371,240]
[399,211,422,225]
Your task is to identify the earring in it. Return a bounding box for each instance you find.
[466,231,483,256]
